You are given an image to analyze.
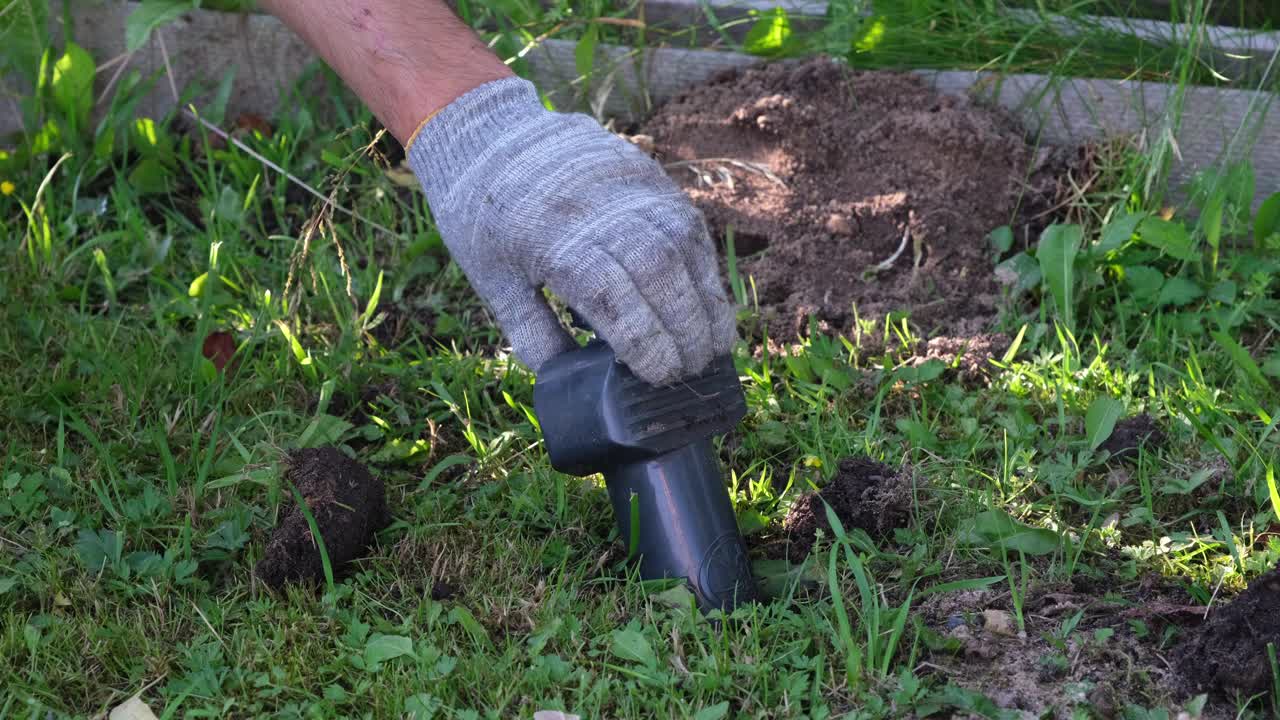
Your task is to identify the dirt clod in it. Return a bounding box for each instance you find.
[782,456,911,561]
[1099,414,1166,462]
[910,333,1010,384]
[1180,566,1280,699]
[256,447,390,589]
[982,609,1018,637]
[642,57,1080,341]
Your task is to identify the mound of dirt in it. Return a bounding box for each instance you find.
[641,57,1078,341]
[1099,414,1166,462]
[909,333,1011,384]
[256,447,390,589]
[782,456,912,561]
[1180,566,1280,699]
[915,581,1200,717]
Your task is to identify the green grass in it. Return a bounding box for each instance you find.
[3,0,1280,718]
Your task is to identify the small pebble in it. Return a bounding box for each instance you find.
[982,609,1017,637]
[825,213,853,236]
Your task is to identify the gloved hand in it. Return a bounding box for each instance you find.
[406,78,737,386]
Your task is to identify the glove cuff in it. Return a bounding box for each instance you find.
[406,77,545,203]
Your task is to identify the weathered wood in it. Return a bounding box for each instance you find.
[1001,8,1280,85]
[2,2,1275,212]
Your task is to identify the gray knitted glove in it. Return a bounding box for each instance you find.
[406,78,737,386]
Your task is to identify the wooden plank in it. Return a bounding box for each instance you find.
[2,2,1275,213]
[922,71,1278,209]
[1001,8,1280,85]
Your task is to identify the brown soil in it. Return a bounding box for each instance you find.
[1180,565,1280,700]
[909,332,1011,384]
[1099,413,1166,462]
[641,57,1079,342]
[915,576,1222,718]
[781,456,912,561]
[256,447,390,589]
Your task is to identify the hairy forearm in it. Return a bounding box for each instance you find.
[259,0,512,143]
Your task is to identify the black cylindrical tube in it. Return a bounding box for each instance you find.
[604,439,758,610]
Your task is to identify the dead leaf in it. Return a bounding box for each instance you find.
[110,696,159,720]
[533,712,580,720]
[385,162,420,188]
[201,331,237,372]
[233,113,273,138]
[618,133,655,155]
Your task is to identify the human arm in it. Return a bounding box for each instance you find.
[260,0,738,384]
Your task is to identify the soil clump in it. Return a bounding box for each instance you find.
[256,447,390,589]
[1180,565,1280,700]
[1099,413,1166,462]
[781,456,912,561]
[641,57,1081,342]
[909,332,1011,384]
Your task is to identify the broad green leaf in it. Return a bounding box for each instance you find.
[210,185,243,225]
[610,628,657,668]
[1159,466,1217,495]
[1255,192,1280,245]
[364,634,414,668]
[51,42,95,129]
[1138,217,1198,261]
[128,157,171,196]
[448,606,490,648]
[126,0,193,52]
[1037,224,1082,331]
[960,510,1061,557]
[1263,351,1280,378]
[574,23,598,78]
[1085,396,1124,450]
[896,360,945,384]
[987,225,1013,254]
[994,252,1040,293]
[296,414,354,449]
[1124,265,1164,301]
[0,577,18,595]
[1095,212,1145,255]
[694,703,731,720]
[0,0,49,78]
[744,7,792,56]
[404,694,441,720]
[1211,330,1267,389]
[737,508,769,535]
[751,557,825,599]
[1157,276,1202,307]
[998,529,1060,555]
[1209,279,1237,304]
[76,528,121,571]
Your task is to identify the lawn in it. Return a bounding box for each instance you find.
[2,1,1280,718]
